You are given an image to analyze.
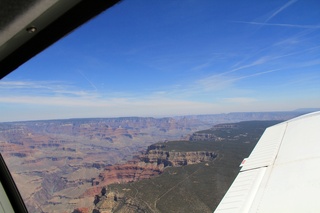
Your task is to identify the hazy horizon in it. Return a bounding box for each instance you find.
[1,108,318,123]
[1,0,320,122]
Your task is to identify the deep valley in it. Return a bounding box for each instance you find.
[0,111,302,212]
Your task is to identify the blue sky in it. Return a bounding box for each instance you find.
[1,0,320,122]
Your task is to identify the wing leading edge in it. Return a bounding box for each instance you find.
[214,111,320,213]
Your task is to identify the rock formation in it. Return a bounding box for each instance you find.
[91,144,216,189]
[86,143,217,211]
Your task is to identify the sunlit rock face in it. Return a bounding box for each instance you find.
[86,146,217,213]
[92,145,216,189]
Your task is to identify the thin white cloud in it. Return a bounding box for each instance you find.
[272,29,314,46]
[231,45,272,69]
[0,93,222,121]
[196,75,236,92]
[0,80,97,98]
[296,59,320,67]
[0,81,58,89]
[182,68,281,97]
[235,21,320,29]
[0,80,68,90]
[230,30,317,69]
[0,96,101,107]
[233,69,281,81]
[76,70,98,90]
[0,64,313,122]
[149,60,283,99]
[190,53,229,71]
[264,0,298,23]
[50,89,93,97]
[215,56,270,77]
[191,60,213,71]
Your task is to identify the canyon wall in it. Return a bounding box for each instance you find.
[90,144,216,190]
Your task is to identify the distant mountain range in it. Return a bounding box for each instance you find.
[175,110,311,124]
[293,108,320,112]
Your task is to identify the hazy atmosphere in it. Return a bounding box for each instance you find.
[1,0,320,122]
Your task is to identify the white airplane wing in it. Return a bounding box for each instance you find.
[215,111,320,213]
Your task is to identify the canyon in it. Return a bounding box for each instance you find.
[89,120,281,213]
[90,146,216,188]
[0,111,305,212]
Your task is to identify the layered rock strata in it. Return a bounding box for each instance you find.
[90,145,216,191]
